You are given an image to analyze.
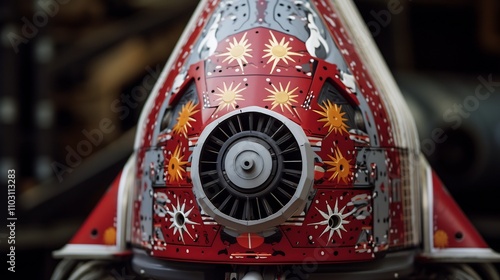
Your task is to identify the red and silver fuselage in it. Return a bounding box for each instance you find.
[54,0,500,277]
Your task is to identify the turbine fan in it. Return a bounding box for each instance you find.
[198,111,303,221]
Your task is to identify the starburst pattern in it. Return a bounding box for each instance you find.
[308,199,354,242]
[324,147,352,183]
[217,32,252,72]
[262,31,302,73]
[172,101,199,136]
[264,81,299,114]
[167,145,188,183]
[166,198,199,244]
[314,100,349,135]
[214,82,245,112]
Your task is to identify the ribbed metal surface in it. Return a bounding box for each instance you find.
[198,111,302,221]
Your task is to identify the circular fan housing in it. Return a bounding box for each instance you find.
[191,107,314,232]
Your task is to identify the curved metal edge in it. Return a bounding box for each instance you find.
[132,248,418,280]
[133,0,210,150]
[132,248,224,280]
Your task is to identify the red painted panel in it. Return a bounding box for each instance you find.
[432,171,487,249]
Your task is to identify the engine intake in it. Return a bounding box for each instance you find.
[191,107,314,232]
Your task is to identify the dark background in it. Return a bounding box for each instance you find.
[0,0,499,279]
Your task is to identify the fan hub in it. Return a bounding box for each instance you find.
[224,140,272,190]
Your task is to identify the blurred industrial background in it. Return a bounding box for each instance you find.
[0,0,499,279]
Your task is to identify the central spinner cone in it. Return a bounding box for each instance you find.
[191,107,314,232]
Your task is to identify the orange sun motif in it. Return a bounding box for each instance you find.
[217,32,252,72]
[314,100,349,135]
[264,81,299,114]
[262,31,302,73]
[214,82,245,112]
[434,229,449,248]
[172,101,199,136]
[167,145,188,183]
[103,227,116,245]
[324,147,352,183]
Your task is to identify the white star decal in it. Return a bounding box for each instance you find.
[166,198,199,244]
[308,199,355,242]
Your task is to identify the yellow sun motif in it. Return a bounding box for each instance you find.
[217,32,252,72]
[167,145,188,183]
[172,101,199,136]
[214,82,245,112]
[264,81,299,114]
[262,31,303,73]
[434,229,449,248]
[324,147,352,183]
[314,100,349,135]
